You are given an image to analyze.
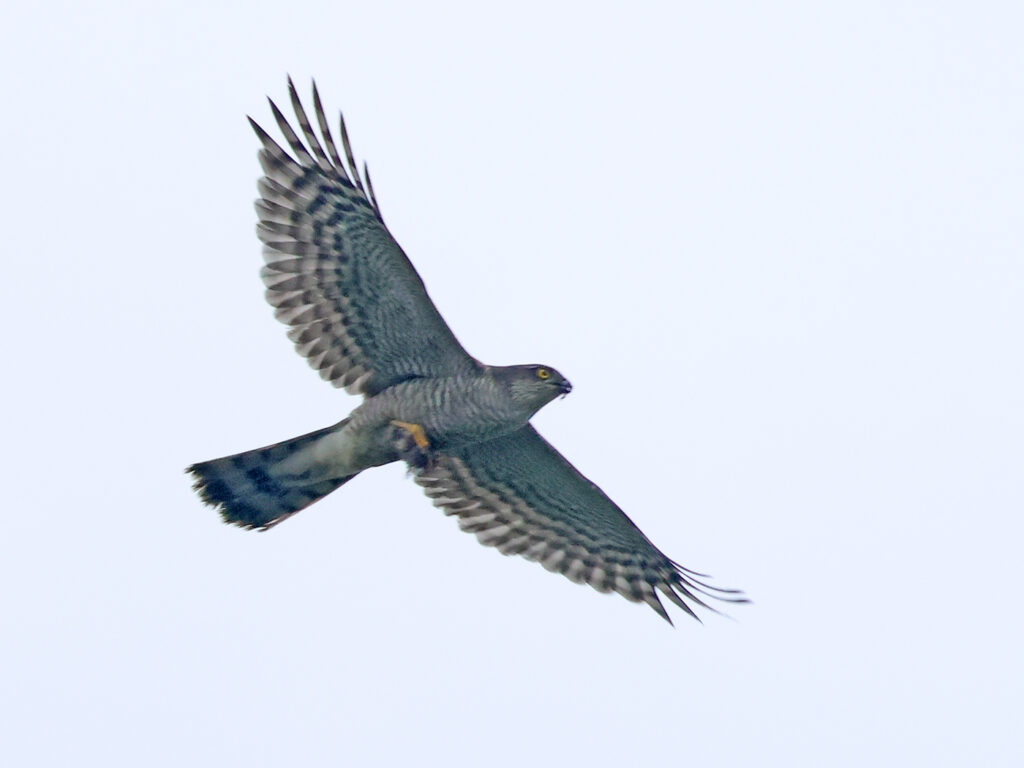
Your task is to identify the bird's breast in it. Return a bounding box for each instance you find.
[377,375,525,449]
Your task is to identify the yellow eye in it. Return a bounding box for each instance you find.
[536,368,551,380]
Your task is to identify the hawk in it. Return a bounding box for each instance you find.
[187,78,747,624]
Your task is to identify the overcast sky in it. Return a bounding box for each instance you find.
[2,2,1022,766]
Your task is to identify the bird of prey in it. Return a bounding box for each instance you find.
[187,78,747,625]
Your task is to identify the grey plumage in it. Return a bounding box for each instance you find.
[189,420,355,530]
[188,78,747,624]
[250,80,476,395]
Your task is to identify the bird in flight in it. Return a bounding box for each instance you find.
[187,78,747,624]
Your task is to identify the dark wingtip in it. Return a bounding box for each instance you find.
[247,115,270,140]
[267,97,289,130]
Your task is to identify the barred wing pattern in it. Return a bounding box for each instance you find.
[415,426,748,624]
[252,79,478,396]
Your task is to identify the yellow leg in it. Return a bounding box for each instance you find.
[390,420,430,450]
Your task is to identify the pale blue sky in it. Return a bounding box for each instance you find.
[2,2,1022,766]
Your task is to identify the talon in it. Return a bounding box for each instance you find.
[390,420,430,450]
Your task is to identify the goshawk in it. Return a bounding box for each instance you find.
[187,79,747,624]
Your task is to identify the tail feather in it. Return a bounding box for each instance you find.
[187,420,355,530]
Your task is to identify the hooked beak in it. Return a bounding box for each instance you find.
[559,379,573,397]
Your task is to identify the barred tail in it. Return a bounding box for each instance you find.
[187,420,356,530]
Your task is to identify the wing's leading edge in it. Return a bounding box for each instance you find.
[252,78,478,396]
[414,426,748,624]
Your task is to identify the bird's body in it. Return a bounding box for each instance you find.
[188,79,747,624]
[192,365,569,529]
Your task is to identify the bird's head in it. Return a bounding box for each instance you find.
[501,364,573,414]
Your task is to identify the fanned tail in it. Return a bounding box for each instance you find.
[187,420,356,530]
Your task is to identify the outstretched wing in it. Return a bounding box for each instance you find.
[251,78,479,396]
[413,426,748,624]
